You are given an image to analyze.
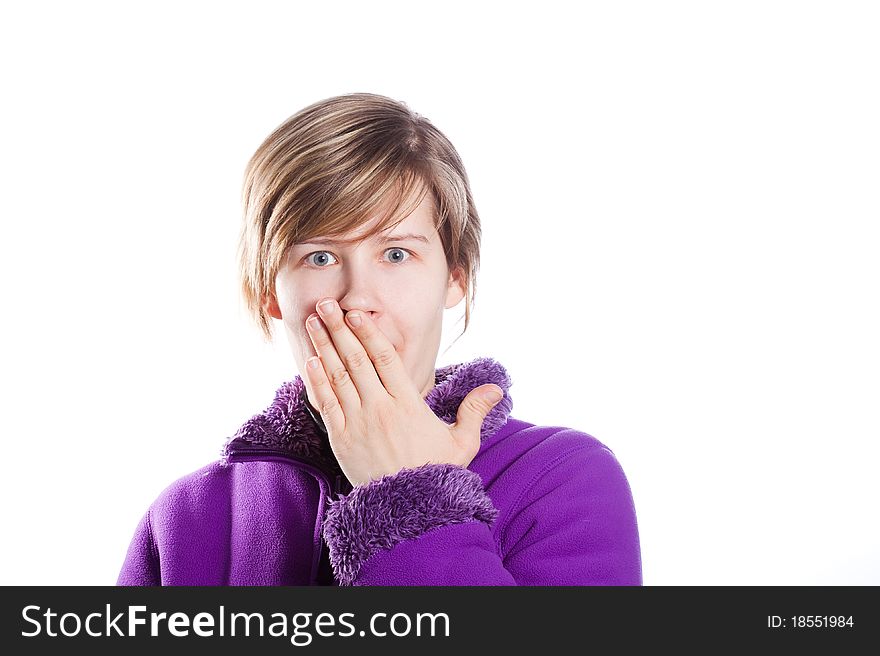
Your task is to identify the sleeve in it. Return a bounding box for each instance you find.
[116,509,162,586]
[322,463,517,585]
[322,442,642,586]
[499,443,643,585]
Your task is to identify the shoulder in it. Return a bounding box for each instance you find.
[145,460,230,516]
[475,415,636,514]
[481,415,621,469]
[145,457,319,521]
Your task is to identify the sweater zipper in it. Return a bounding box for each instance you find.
[224,445,348,583]
[225,446,345,493]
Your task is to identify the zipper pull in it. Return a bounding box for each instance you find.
[334,473,343,498]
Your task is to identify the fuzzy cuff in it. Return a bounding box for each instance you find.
[322,463,499,586]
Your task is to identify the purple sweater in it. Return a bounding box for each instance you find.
[117,357,642,585]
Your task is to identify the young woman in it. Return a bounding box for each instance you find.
[117,93,643,586]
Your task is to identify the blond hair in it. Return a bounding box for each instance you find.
[238,92,482,343]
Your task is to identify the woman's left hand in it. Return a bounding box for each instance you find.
[303,298,504,487]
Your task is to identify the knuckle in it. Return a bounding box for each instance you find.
[312,331,333,347]
[371,348,396,369]
[343,350,370,371]
[328,366,352,388]
[319,397,340,416]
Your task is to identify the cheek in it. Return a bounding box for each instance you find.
[275,270,319,320]
[277,286,318,331]
[394,290,445,336]
[280,302,318,354]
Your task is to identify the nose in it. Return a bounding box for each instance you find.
[335,260,382,318]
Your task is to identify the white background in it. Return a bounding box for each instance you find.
[1,1,877,585]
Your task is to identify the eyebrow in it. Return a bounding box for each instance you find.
[296,233,430,246]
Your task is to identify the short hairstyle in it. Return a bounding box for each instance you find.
[237,92,483,343]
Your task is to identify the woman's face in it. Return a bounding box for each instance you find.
[266,190,466,403]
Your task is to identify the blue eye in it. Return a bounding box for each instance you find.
[305,251,338,267]
[384,247,411,264]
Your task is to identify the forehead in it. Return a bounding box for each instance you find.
[298,190,437,246]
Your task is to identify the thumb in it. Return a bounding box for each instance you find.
[454,384,504,438]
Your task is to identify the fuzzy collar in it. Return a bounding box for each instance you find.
[221,356,514,475]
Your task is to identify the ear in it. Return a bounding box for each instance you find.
[264,290,282,320]
[444,266,466,309]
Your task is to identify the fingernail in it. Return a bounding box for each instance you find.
[486,388,503,404]
[307,356,320,370]
[318,299,336,314]
[346,311,362,327]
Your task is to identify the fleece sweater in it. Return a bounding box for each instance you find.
[117,357,642,585]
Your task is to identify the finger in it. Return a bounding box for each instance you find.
[303,354,346,436]
[314,298,391,403]
[343,308,418,401]
[306,309,363,412]
[300,350,322,409]
[451,384,504,457]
